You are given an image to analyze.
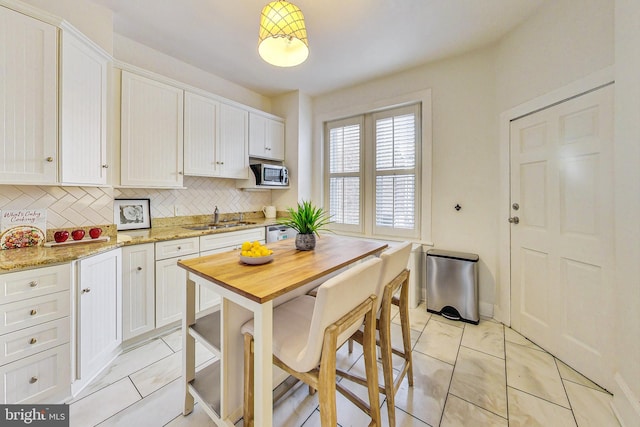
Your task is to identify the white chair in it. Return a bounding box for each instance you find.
[345,242,413,427]
[241,257,383,427]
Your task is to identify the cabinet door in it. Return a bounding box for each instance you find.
[218,103,248,179]
[121,71,184,187]
[155,253,199,328]
[122,244,155,341]
[59,30,109,185]
[249,113,268,158]
[249,112,285,161]
[0,6,57,184]
[268,119,285,160]
[78,249,122,381]
[184,92,219,177]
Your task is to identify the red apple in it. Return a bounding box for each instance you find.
[71,229,85,241]
[54,231,69,243]
[89,228,102,239]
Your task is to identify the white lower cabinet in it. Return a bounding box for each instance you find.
[0,344,70,404]
[155,252,200,328]
[0,264,71,403]
[75,249,122,393]
[122,243,155,341]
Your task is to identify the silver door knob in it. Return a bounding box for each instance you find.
[508,216,520,224]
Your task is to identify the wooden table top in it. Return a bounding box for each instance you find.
[177,234,388,303]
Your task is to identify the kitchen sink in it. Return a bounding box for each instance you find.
[183,221,256,231]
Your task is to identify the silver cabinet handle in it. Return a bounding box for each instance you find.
[508,216,520,224]
[46,157,53,162]
[102,164,109,168]
[30,338,37,345]
[137,266,143,271]
[82,288,91,294]
[29,377,38,384]
[30,309,37,316]
[29,281,38,288]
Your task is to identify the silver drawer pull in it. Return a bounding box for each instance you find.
[82,288,91,294]
[29,376,38,384]
[45,157,53,162]
[30,309,37,316]
[29,281,38,288]
[29,338,37,345]
[137,266,143,271]
[177,246,182,250]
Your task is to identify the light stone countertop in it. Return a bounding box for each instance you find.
[0,215,282,273]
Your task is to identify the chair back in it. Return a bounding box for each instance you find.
[296,257,382,372]
[374,242,412,311]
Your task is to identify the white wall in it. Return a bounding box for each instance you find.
[113,34,270,112]
[496,0,614,111]
[271,91,313,211]
[313,47,499,316]
[15,0,113,53]
[613,0,640,423]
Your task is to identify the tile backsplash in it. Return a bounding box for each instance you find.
[0,176,271,229]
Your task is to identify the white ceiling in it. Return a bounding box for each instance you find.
[90,0,547,97]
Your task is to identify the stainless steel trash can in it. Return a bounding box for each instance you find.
[426,249,479,324]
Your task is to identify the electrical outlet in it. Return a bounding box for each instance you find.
[174,205,183,217]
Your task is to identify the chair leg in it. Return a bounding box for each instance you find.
[318,328,338,426]
[363,309,381,427]
[399,276,414,386]
[379,300,396,427]
[243,333,254,427]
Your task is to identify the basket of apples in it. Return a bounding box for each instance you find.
[239,241,274,265]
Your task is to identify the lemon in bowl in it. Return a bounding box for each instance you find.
[240,241,274,265]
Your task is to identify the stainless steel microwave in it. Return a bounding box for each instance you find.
[250,163,289,186]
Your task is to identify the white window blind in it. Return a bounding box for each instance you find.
[326,118,363,231]
[374,109,418,235]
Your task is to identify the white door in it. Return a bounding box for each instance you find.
[184,91,219,177]
[0,6,58,184]
[122,243,155,341]
[218,103,249,179]
[59,30,109,185]
[155,253,199,328]
[510,84,614,389]
[78,249,122,381]
[120,71,184,187]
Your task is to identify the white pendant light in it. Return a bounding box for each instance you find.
[258,1,309,67]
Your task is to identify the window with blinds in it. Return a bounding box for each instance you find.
[325,104,420,238]
[326,118,363,231]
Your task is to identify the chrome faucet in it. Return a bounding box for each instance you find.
[213,206,219,224]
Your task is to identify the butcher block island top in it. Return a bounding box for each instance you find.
[178,234,388,303]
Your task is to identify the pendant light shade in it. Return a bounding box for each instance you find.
[258,1,309,67]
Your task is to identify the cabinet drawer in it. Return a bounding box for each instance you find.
[155,237,199,260]
[0,292,70,335]
[200,228,266,252]
[0,343,70,404]
[0,318,69,366]
[0,264,71,305]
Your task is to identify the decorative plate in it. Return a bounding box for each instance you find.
[240,254,274,265]
[0,226,45,250]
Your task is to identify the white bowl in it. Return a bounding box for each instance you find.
[240,254,274,265]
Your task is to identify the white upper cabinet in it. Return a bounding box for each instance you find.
[121,71,184,188]
[184,92,219,177]
[59,28,109,186]
[218,103,249,179]
[0,6,58,184]
[249,112,285,161]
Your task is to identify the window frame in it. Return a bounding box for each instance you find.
[324,103,422,240]
[323,116,364,234]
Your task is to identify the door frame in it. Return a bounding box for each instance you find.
[495,66,614,326]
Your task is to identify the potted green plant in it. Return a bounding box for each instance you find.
[278,200,332,250]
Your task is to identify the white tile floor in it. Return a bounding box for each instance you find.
[68,305,621,426]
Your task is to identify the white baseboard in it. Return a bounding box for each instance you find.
[479,301,494,319]
[612,373,640,427]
